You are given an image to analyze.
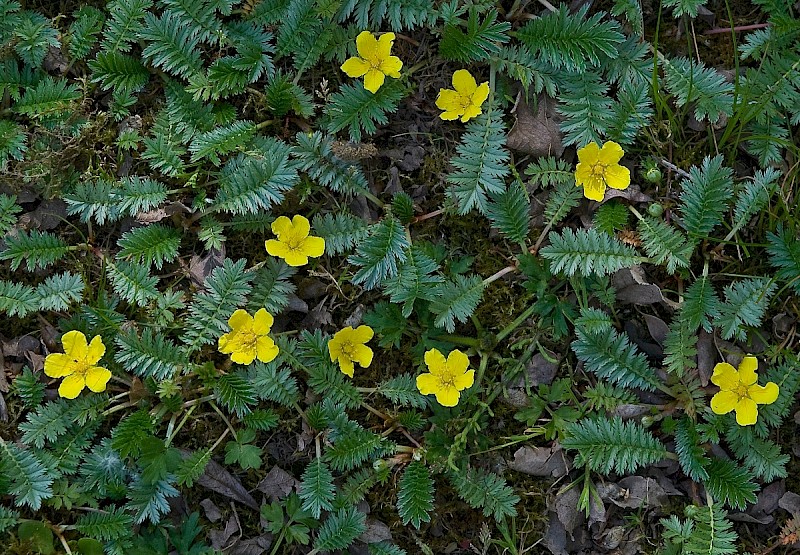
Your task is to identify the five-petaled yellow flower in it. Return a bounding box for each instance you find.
[436,69,490,123]
[218,308,279,365]
[341,30,403,93]
[265,215,325,267]
[44,331,111,399]
[416,348,475,407]
[574,141,631,201]
[710,356,779,426]
[328,326,374,378]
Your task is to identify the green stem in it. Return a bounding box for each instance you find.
[495,302,539,342]
[438,334,481,347]
[165,404,197,447]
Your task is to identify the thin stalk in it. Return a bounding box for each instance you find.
[495,302,539,342]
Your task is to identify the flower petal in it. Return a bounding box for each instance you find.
[577,142,600,165]
[230,347,256,365]
[266,239,291,260]
[439,111,461,121]
[710,362,739,390]
[597,141,624,165]
[271,216,293,237]
[574,162,592,186]
[301,236,325,258]
[604,164,630,190]
[44,353,75,378]
[424,349,447,376]
[61,330,88,359]
[446,349,470,374]
[256,336,280,363]
[452,69,477,96]
[351,344,374,368]
[87,335,106,365]
[339,357,355,378]
[416,373,439,395]
[738,356,758,385]
[352,325,374,343]
[710,390,737,414]
[582,177,606,201]
[748,382,779,405]
[460,104,482,122]
[471,82,490,107]
[218,332,234,354]
[356,31,379,62]
[85,366,111,392]
[228,309,252,331]
[328,335,344,361]
[341,56,370,78]
[376,32,395,61]
[282,250,309,267]
[436,89,462,112]
[379,55,402,78]
[252,308,274,335]
[453,369,475,391]
[59,373,85,399]
[734,397,758,426]
[290,215,311,238]
[363,68,385,93]
[435,386,460,407]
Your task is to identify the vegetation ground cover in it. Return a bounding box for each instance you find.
[0,0,799,553]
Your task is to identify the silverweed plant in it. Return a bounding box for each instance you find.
[0,0,799,553]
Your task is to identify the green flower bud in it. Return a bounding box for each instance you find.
[644,166,662,183]
[647,203,664,217]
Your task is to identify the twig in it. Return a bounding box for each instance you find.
[704,23,769,35]
[658,159,692,179]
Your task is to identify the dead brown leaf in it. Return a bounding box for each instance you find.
[257,466,298,502]
[509,444,571,478]
[506,93,564,158]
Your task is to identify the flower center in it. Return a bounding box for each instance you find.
[438,371,456,388]
[340,341,354,358]
[238,330,258,351]
[590,163,606,178]
[71,357,90,376]
[736,383,750,399]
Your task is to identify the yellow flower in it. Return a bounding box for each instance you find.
[436,69,490,123]
[574,141,631,201]
[218,308,279,365]
[44,331,111,399]
[340,30,403,93]
[328,325,374,378]
[416,348,475,407]
[265,215,325,267]
[710,356,779,426]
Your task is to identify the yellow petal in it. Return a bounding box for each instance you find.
[376,32,395,61]
[339,357,355,378]
[351,344,373,368]
[230,347,256,365]
[356,31,379,62]
[252,309,274,335]
[44,353,75,378]
[738,356,758,385]
[416,373,439,395]
[85,366,111,392]
[328,335,344,361]
[228,309,252,331]
[604,164,630,190]
[439,111,461,121]
[271,216,293,237]
[576,142,601,165]
[301,236,325,258]
[574,162,592,186]
[266,239,291,260]
[363,69,385,93]
[424,349,447,376]
[435,386,460,407]
[734,397,758,426]
[597,141,624,165]
[352,325,374,343]
[59,373,85,399]
[218,332,233,354]
[256,336,279,363]
[341,56,370,78]
[460,104,482,122]
[582,177,606,201]
[453,369,475,391]
[452,69,477,96]
[710,390,737,414]
[710,362,739,390]
[291,215,311,238]
[471,82,490,108]
[61,330,88,359]
[436,89,462,112]
[748,382,779,405]
[282,250,309,267]
[87,335,106,365]
[446,350,470,374]
[379,55,402,78]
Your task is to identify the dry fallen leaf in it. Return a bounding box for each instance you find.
[506,92,564,158]
[257,466,298,502]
